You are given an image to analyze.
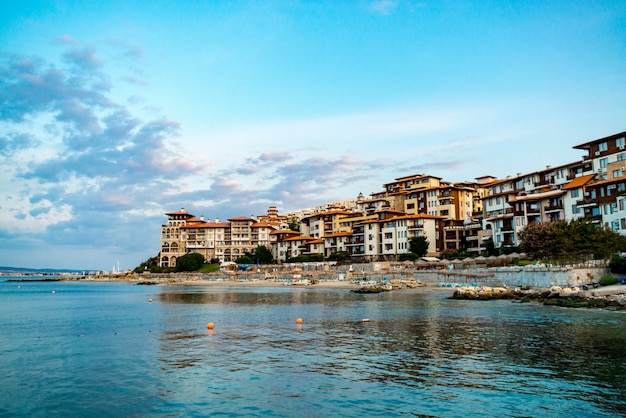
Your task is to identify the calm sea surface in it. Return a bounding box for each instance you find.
[1,279,625,417]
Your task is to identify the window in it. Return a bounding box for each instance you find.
[619,153,626,162]
[617,137,625,147]
[600,158,608,169]
[571,188,580,198]
[599,142,608,152]
[572,204,580,214]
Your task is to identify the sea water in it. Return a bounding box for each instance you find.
[0,280,625,417]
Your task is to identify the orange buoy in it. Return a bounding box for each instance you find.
[207,322,214,330]
[295,318,303,324]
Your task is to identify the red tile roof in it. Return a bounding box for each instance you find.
[562,174,596,190]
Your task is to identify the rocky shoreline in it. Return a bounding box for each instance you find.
[451,284,626,310]
[351,278,426,293]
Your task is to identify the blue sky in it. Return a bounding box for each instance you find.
[1,0,625,270]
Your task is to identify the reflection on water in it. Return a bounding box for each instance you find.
[153,287,626,417]
[1,282,624,416]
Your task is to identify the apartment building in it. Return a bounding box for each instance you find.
[573,131,626,231]
[477,131,626,250]
[160,130,626,264]
[159,208,279,267]
[299,208,354,238]
[159,208,196,267]
[323,232,352,258]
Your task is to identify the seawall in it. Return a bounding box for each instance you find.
[413,266,609,288]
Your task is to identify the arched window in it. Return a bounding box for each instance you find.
[161,242,170,252]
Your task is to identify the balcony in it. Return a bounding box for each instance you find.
[525,204,541,214]
[534,177,555,187]
[576,198,598,208]
[544,203,564,213]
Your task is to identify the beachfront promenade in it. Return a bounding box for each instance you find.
[91,261,609,289]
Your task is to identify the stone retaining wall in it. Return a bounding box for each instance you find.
[412,266,609,288]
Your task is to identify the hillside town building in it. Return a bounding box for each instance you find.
[159,130,626,268]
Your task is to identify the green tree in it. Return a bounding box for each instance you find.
[608,254,626,274]
[175,252,205,272]
[288,220,300,232]
[484,237,498,257]
[252,245,274,264]
[519,219,626,265]
[133,256,163,273]
[235,255,253,264]
[409,236,429,257]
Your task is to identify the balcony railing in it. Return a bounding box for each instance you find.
[544,203,564,212]
[576,198,597,207]
[534,177,555,187]
[525,205,541,214]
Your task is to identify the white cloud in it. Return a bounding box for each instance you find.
[202,107,486,153]
[368,0,398,15]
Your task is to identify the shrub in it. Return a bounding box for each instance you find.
[235,255,253,264]
[599,275,619,286]
[175,253,205,272]
[328,251,351,261]
[609,255,626,274]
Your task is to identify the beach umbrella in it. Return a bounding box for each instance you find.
[486,255,498,266]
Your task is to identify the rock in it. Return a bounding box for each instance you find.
[591,285,626,297]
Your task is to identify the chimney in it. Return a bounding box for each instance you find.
[215,218,220,223]
[200,216,205,221]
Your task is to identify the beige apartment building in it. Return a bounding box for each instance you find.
[160,209,277,267]
[159,130,626,265]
